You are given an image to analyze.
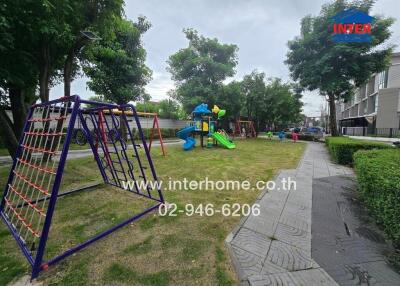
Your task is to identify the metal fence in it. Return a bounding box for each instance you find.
[342,127,400,138]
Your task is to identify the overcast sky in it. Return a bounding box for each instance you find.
[50,0,400,117]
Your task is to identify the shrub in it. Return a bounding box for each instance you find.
[0,135,5,149]
[325,136,390,165]
[131,128,179,140]
[354,149,400,248]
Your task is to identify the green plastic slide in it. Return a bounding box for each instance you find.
[212,133,236,149]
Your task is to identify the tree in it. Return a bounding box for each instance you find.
[0,1,42,158]
[84,17,152,104]
[158,99,180,119]
[136,101,160,114]
[264,78,303,128]
[238,71,303,131]
[286,0,394,136]
[62,0,124,97]
[167,29,238,113]
[84,16,152,139]
[0,0,124,158]
[220,81,242,119]
[241,71,267,130]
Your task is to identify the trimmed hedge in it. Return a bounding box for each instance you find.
[325,136,390,165]
[354,149,400,248]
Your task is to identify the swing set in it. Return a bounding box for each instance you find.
[234,119,257,138]
[0,96,164,279]
[73,109,166,156]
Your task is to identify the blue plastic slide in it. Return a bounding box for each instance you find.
[177,126,196,150]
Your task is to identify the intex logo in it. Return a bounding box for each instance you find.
[332,8,373,43]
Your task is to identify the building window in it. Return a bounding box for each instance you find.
[360,85,366,98]
[368,76,375,95]
[378,70,388,89]
[370,95,378,113]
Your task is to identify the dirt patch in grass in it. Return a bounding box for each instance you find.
[0,139,305,285]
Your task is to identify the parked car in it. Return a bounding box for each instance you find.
[301,127,323,141]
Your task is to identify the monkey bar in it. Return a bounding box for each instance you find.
[104,109,166,156]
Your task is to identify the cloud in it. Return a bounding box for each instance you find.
[50,76,95,100]
[145,72,175,101]
[51,0,399,116]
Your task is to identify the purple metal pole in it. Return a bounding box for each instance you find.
[44,202,161,267]
[32,95,75,108]
[0,213,35,266]
[101,109,128,183]
[79,99,119,109]
[124,104,164,203]
[0,107,36,265]
[120,109,149,195]
[88,110,121,186]
[31,97,81,279]
[0,107,34,211]
[77,111,108,183]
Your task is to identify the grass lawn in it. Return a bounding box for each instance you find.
[0,139,305,286]
[0,149,10,156]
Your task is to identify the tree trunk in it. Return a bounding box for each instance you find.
[39,43,51,102]
[64,36,87,97]
[328,93,339,136]
[9,88,27,138]
[0,109,18,158]
[64,48,74,97]
[120,118,128,142]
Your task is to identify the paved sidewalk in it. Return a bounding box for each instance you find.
[226,142,354,285]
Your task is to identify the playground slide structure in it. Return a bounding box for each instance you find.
[177,103,236,151]
[177,125,196,151]
[212,132,236,149]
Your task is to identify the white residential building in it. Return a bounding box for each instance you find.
[337,52,400,136]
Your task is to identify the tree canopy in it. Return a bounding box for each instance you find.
[0,0,125,157]
[167,29,238,112]
[286,0,394,135]
[83,16,152,105]
[240,71,303,130]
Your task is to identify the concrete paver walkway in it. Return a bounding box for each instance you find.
[226,142,356,285]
